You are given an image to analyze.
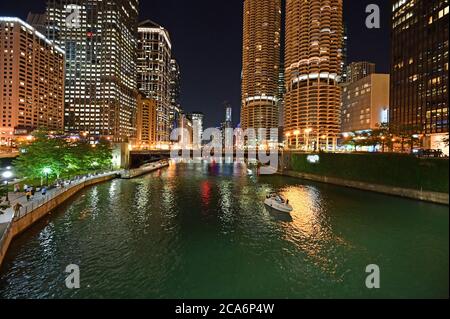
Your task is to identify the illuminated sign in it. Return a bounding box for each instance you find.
[307,155,320,164]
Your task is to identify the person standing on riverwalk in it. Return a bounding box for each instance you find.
[13,202,23,216]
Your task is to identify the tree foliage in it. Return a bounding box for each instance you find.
[13,130,113,181]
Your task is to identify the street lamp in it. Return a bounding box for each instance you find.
[285,132,291,148]
[304,128,312,151]
[42,167,52,186]
[294,130,300,150]
[381,136,386,153]
[2,170,13,202]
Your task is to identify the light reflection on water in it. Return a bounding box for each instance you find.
[0,162,448,299]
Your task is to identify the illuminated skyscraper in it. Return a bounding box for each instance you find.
[284,0,343,151]
[45,0,139,140]
[0,17,65,144]
[137,20,172,144]
[241,0,281,142]
[170,58,182,129]
[391,0,449,153]
[346,61,376,84]
[189,112,204,149]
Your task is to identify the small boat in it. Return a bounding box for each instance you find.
[264,193,293,213]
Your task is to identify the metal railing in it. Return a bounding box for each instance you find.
[13,171,119,222]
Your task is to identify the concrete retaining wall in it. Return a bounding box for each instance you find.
[281,170,449,205]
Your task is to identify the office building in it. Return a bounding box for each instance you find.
[137,20,172,145]
[347,61,376,84]
[391,0,449,153]
[189,112,204,149]
[45,0,139,141]
[341,74,390,133]
[136,94,157,149]
[170,58,182,129]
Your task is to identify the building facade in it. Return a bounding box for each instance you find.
[241,0,281,143]
[284,0,343,151]
[136,94,157,149]
[137,20,172,145]
[390,0,449,152]
[45,0,139,141]
[341,74,390,133]
[346,61,376,84]
[0,17,65,145]
[170,58,182,130]
[189,112,204,149]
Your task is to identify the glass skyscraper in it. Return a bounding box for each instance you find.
[390,0,449,152]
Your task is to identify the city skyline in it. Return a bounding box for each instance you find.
[0,0,391,128]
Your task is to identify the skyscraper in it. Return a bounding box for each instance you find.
[241,0,281,143]
[170,58,182,129]
[137,20,172,145]
[190,112,204,149]
[136,94,157,149]
[390,0,449,153]
[45,0,139,141]
[0,17,65,144]
[284,0,343,151]
[346,61,376,84]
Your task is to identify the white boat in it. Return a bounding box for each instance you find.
[264,193,293,213]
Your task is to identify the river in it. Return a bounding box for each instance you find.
[0,162,448,298]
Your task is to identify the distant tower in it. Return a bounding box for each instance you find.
[241,0,281,143]
[284,0,343,151]
[224,102,233,127]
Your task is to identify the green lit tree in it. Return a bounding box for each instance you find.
[14,130,68,183]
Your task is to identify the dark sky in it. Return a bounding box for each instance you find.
[0,0,390,128]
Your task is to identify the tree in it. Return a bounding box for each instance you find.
[14,130,68,182]
[13,131,113,183]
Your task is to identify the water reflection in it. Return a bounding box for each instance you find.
[0,162,447,299]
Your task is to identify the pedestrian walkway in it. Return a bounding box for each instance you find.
[0,172,119,238]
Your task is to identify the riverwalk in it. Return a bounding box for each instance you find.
[0,172,119,266]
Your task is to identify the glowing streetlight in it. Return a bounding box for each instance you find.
[304,128,312,151]
[285,132,291,148]
[2,170,13,202]
[42,167,52,186]
[294,130,300,150]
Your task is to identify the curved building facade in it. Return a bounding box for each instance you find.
[284,0,343,150]
[241,0,281,142]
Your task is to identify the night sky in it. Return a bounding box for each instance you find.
[0,0,391,128]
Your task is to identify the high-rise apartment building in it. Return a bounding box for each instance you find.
[241,0,281,142]
[284,0,343,151]
[341,73,390,133]
[136,94,157,149]
[0,17,65,145]
[391,0,449,152]
[137,20,172,145]
[346,61,376,84]
[45,0,139,141]
[170,58,182,129]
